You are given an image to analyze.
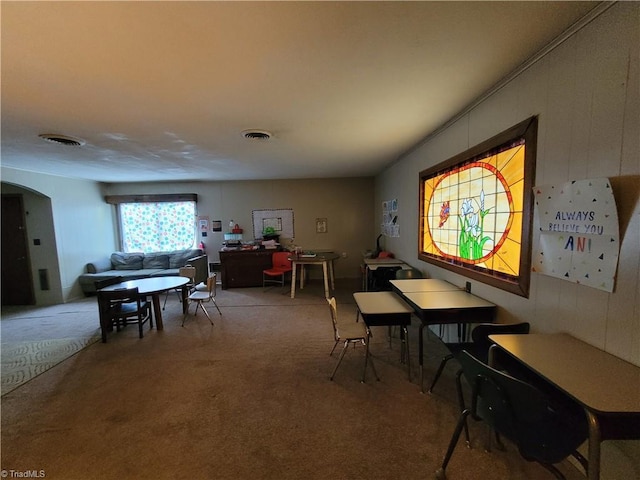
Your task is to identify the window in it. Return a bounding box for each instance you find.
[105,194,197,253]
[419,117,537,297]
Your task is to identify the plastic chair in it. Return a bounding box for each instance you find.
[262,252,293,291]
[183,274,221,326]
[428,322,530,394]
[435,350,588,479]
[97,287,152,342]
[394,268,423,279]
[163,265,196,309]
[327,297,379,383]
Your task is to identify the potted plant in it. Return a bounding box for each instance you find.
[262,226,280,242]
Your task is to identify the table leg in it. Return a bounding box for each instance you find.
[152,294,163,330]
[587,411,601,480]
[402,326,411,382]
[290,262,297,298]
[329,260,335,290]
[419,323,425,393]
[322,261,330,298]
[181,286,188,314]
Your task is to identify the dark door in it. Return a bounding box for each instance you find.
[2,194,35,305]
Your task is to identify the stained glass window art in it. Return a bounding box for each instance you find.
[419,117,537,297]
[422,141,523,275]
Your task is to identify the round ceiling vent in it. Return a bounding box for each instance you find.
[38,133,85,146]
[241,129,272,140]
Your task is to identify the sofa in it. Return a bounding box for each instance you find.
[79,249,207,295]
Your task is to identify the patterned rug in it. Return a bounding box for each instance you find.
[1,335,101,395]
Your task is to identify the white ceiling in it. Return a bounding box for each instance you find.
[1,1,598,184]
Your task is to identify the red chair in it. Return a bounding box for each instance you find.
[262,252,293,291]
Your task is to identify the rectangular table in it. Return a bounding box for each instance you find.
[390,278,461,293]
[363,258,408,291]
[488,333,640,480]
[391,282,496,392]
[290,253,340,299]
[353,291,414,380]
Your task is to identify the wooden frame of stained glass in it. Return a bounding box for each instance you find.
[418,116,537,297]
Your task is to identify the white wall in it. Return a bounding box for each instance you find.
[375,3,639,477]
[103,177,375,280]
[1,168,115,302]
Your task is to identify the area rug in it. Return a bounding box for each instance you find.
[1,335,101,395]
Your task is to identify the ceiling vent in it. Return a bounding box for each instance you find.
[241,129,272,140]
[38,133,85,146]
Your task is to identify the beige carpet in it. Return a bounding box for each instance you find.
[0,280,584,480]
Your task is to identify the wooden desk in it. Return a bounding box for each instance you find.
[397,288,496,392]
[390,278,461,294]
[363,258,408,291]
[100,276,189,331]
[353,291,414,380]
[290,253,340,299]
[488,333,640,480]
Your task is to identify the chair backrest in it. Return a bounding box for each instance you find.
[327,297,339,341]
[272,251,292,270]
[94,276,124,290]
[179,265,197,283]
[471,322,530,353]
[394,268,423,280]
[98,287,140,307]
[204,274,217,297]
[458,350,587,465]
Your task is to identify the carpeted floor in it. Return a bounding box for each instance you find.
[0,279,585,480]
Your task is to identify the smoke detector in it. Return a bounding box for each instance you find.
[241,129,272,140]
[38,133,85,146]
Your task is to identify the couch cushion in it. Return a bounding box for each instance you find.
[168,249,202,268]
[143,253,170,269]
[111,252,144,270]
[86,257,113,274]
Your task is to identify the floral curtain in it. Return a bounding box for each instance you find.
[120,201,196,253]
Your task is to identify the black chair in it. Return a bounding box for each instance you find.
[394,268,423,279]
[97,287,153,342]
[435,350,588,479]
[428,322,530,394]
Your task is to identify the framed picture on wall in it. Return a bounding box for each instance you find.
[418,116,538,297]
[316,218,328,234]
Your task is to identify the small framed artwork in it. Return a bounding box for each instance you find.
[316,218,328,234]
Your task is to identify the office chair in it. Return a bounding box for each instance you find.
[327,297,379,383]
[262,251,293,291]
[183,274,221,326]
[97,287,152,342]
[435,350,588,479]
[428,322,530,394]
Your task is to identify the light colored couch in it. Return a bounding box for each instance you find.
[78,249,207,295]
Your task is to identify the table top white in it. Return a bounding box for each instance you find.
[353,291,414,315]
[403,290,496,310]
[363,257,406,266]
[289,252,340,263]
[100,276,189,295]
[489,333,640,414]
[390,278,460,293]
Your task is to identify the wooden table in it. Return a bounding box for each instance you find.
[488,333,640,480]
[289,253,340,298]
[99,276,189,331]
[353,291,415,380]
[391,279,496,392]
